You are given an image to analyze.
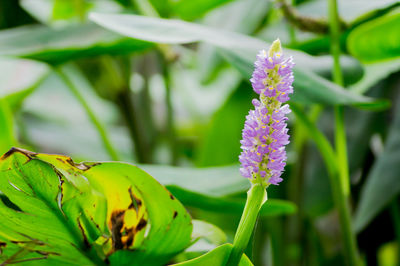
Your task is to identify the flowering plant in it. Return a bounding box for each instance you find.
[229,39,294,265]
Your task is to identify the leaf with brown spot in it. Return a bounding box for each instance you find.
[0,149,193,265]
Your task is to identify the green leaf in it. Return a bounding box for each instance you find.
[0,148,192,265]
[0,23,152,65]
[140,164,249,197]
[89,13,388,109]
[191,220,227,248]
[347,12,400,63]
[354,96,400,232]
[173,243,253,266]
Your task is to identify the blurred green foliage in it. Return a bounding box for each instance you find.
[0,0,399,265]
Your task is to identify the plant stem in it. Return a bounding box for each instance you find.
[55,67,120,161]
[227,184,267,266]
[328,0,359,265]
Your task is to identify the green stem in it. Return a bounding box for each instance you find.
[328,0,359,265]
[227,184,267,266]
[55,67,120,161]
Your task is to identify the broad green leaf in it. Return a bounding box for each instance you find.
[89,13,388,109]
[354,96,400,233]
[347,12,400,63]
[0,148,192,265]
[173,243,253,266]
[0,23,151,65]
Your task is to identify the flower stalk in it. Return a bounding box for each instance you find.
[328,0,360,265]
[227,184,267,265]
[229,39,294,265]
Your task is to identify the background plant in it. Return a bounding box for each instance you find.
[0,0,399,265]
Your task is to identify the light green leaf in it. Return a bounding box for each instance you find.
[0,148,192,265]
[191,220,227,249]
[172,0,235,20]
[89,13,388,109]
[0,23,151,65]
[140,164,249,197]
[297,0,399,23]
[173,243,253,266]
[354,96,400,232]
[348,12,400,63]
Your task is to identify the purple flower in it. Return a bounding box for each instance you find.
[239,39,294,186]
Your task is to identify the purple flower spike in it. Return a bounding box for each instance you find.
[239,39,294,186]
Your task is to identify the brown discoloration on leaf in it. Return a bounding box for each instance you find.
[107,188,150,254]
[59,157,101,171]
[136,218,147,231]
[77,217,90,249]
[169,193,175,200]
[10,240,45,246]
[0,147,37,161]
[173,211,178,219]
[110,210,125,250]
[128,187,142,212]
[35,250,61,256]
